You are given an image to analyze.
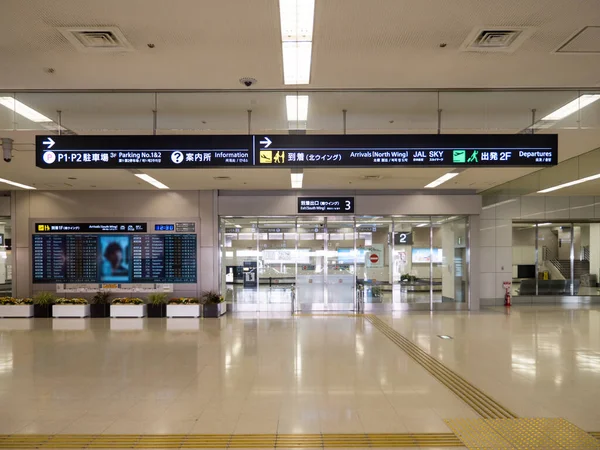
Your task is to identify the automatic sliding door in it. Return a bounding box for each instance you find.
[257,218,297,311]
[325,216,356,310]
[296,216,326,312]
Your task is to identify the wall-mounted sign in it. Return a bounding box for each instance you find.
[155,224,175,231]
[298,197,354,213]
[37,134,558,169]
[224,228,240,233]
[394,232,413,246]
[175,222,196,232]
[35,223,147,233]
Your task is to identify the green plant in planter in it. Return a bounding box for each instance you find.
[201,290,224,304]
[33,291,56,305]
[371,285,383,297]
[148,292,168,305]
[112,297,144,305]
[168,297,199,305]
[0,297,33,305]
[54,297,88,305]
[92,291,111,304]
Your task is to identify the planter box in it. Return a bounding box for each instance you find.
[110,304,147,318]
[167,304,201,318]
[90,304,109,318]
[147,304,166,318]
[203,302,227,318]
[53,304,90,318]
[34,304,51,318]
[0,305,34,318]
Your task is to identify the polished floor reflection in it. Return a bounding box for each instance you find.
[0,307,598,439]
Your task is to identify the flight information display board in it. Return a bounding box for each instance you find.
[36,134,558,169]
[32,234,197,284]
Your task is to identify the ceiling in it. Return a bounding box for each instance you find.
[0,1,600,193]
[0,0,600,89]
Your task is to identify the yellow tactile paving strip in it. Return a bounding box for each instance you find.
[0,433,463,448]
[445,418,600,449]
[364,315,518,420]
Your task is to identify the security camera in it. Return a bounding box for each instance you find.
[1,138,13,163]
[239,77,257,88]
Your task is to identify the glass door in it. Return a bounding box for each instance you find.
[325,216,356,310]
[295,216,326,312]
[355,216,392,311]
[257,217,297,311]
[391,217,432,310]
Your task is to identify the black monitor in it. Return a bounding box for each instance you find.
[517,265,536,279]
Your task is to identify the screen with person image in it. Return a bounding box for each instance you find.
[99,235,131,282]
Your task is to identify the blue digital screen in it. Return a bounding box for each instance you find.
[32,234,197,283]
[155,224,175,231]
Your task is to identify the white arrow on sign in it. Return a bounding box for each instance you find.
[43,137,55,149]
[259,137,272,148]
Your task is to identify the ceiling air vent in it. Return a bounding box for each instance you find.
[58,27,134,52]
[461,27,534,53]
[361,175,382,181]
[213,176,231,181]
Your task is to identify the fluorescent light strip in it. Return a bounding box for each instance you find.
[134,173,169,189]
[291,171,303,188]
[286,95,309,121]
[0,97,52,123]
[280,0,314,41]
[542,94,600,121]
[0,177,36,190]
[424,172,459,188]
[282,42,312,85]
[279,0,314,85]
[538,173,600,193]
[482,199,517,210]
[538,223,552,226]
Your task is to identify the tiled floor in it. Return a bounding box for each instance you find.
[0,306,599,442]
[384,306,600,431]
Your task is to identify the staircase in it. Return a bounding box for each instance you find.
[548,260,590,280]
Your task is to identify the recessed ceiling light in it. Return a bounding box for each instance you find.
[134,173,169,189]
[542,94,600,121]
[286,95,309,121]
[0,177,36,190]
[425,172,460,188]
[279,0,314,85]
[538,173,600,193]
[438,335,453,340]
[291,168,303,188]
[0,97,52,123]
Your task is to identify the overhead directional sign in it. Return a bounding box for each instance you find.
[36,134,557,169]
[253,134,558,167]
[35,135,253,168]
[298,197,354,213]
